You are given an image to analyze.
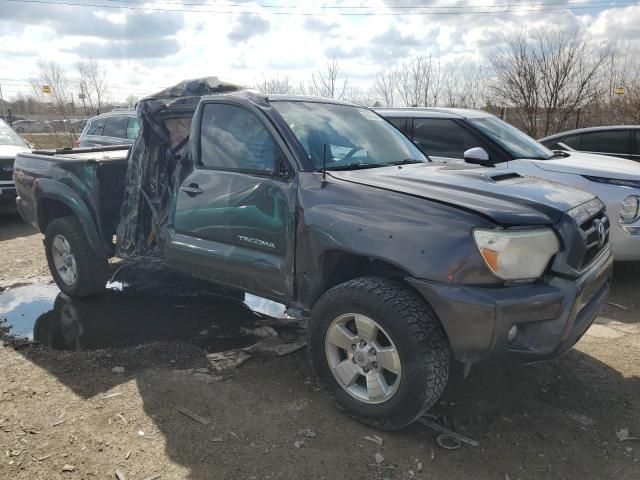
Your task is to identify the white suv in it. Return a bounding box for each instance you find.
[377,107,640,261]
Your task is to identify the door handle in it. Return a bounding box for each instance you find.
[180,183,203,197]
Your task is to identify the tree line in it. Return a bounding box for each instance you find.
[3,27,639,140]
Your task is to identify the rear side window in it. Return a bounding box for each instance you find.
[560,134,580,149]
[413,118,480,159]
[387,117,409,135]
[87,118,105,136]
[102,116,128,139]
[126,117,141,140]
[634,131,640,155]
[199,103,276,173]
[579,130,629,155]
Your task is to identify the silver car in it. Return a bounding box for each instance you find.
[0,119,30,213]
[77,110,141,147]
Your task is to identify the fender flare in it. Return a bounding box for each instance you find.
[35,178,107,257]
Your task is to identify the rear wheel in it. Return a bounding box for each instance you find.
[308,276,450,430]
[44,216,108,298]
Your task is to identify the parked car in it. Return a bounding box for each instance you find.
[539,126,640,161]
[378,108,640,261]
[0,119,30,213]
[14,83,612,430]
[76,110,141,147]
[11,119,52,134]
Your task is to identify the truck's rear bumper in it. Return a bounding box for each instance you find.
[407,249,613,363]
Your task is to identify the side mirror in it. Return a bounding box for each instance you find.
[463,147,492,166]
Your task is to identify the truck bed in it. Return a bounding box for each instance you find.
[14,146,131,256]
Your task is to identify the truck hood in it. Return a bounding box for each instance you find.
[0,145,29,158]
[328,162,595,225]
[532,151,640,179]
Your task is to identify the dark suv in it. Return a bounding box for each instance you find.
[539,126,640,161]
[77,110,141,147]
[0,119,30,213]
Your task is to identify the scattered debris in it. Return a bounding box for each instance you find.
[240,326,278,337]
[374,452,384,465]
[117,414,128,425]
[297,429,317,438]
[34,454,52,462]
[103,392,123,399]
[244,337,305,357]
[176,406,210,426]
[112,367,125,374]
[416,460,423,472]
[143,476,161,480]
[206,350,252,372]
[62,464,75,472]
[194,368,209,374]
[115,468,127,480]
[606,301,632,311]
[211,437,223,443]
[138,431,145,437]
[616,428,638,442]
[364,435,383,447]
[294,440,305,449]
[417,417,479,448]
[52,419,65,427]
[125,451,131,460]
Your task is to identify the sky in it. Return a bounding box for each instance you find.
[0,0,639,102]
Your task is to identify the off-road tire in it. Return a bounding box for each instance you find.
[44,216,108,298]
[308,276,450,430]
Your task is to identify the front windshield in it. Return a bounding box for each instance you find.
[470,116,553,160]
[0,119,28,147]
[272,101,427,170]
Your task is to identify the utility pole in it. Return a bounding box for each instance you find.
[0,82,7,122]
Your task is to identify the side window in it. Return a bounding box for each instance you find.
[560,134,580,149]
[199,103,276,173]
[126,117,141,140]
[87,118,105,136]
[633,131,640,156]
[412,118,481,159]
[102,116,128,139]
[387,117,409,135]
[579,130,629,155]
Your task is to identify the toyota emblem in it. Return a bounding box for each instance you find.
[597,221,606,248]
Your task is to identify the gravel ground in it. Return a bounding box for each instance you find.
[1,213,639,480]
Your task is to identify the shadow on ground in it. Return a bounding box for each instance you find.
[2,263,639,479]
[0,213,36,242]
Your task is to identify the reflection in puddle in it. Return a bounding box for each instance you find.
[0,265,294,353]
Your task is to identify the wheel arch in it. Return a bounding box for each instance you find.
[36,180,106,257]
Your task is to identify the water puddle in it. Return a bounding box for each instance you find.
[0,264,300,354]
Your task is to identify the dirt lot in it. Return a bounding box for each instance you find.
[22,133,76,150]
[1,213,639,480]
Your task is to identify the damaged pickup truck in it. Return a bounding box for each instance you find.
[13,77,613,430]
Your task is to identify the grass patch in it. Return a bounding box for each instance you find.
[23,133,77,150]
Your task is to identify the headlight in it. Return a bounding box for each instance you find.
[619,195,640,224]
[473,228,560,281]
[583,176,640,189]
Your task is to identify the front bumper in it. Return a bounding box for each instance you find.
[407,248,613,363]
[0,184,18,213]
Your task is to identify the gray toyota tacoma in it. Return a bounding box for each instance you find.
[13,78,613,430]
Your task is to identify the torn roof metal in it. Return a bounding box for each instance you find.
[115,77,246,260]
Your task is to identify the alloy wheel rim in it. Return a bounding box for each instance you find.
[325,313,401,404]
[51,235,78,285]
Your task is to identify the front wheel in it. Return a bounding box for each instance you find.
[308,277,450,430]
[44,216,108,298]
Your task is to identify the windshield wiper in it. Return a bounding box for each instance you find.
[323,163,386,171]
[384,158,424,166]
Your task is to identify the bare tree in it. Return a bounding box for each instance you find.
[30,60,76,143]
[373,66,397,107]
[254,75,299,95]
[311,57,348,99]
[396,55,443,107]
[77,58,108,116]
[491,29,607,137]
